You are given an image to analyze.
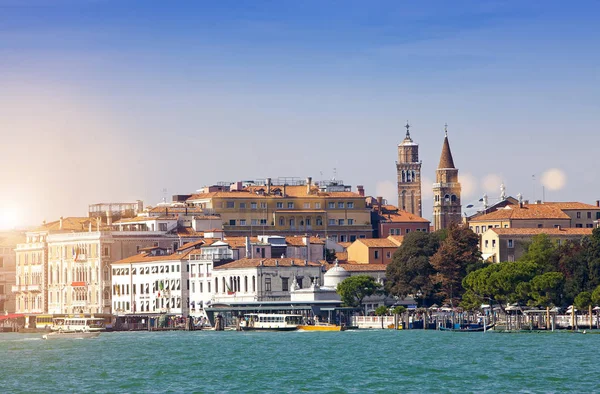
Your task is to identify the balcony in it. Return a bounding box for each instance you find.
[27,284,41,292]
[12,285,21,293]
[11,284,41,292]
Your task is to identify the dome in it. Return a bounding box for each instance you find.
[324,262,350,288]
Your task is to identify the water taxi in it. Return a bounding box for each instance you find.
[297,323,346,331]
[43,331,101,340]
[50,317,107,333]
[239,313,302,331]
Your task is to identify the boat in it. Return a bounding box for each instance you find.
[239,313,302,331]
[43,331,101,340]
[50,317,107,333]
[298,322,346,331]
[439,323,496,332]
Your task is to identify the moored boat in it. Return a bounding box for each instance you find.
[50,317,107,333]
[239,313,302,331]
[439,323,496,332]
[298,323,346,331]
[43,331,101,340]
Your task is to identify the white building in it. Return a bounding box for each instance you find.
[212,258,324,303]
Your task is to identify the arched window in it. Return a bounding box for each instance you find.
[289,219,295,227]
[244,276,248,292]
[444,194,450,202]
[252,276,256,292]
[215,278,219,293]
[451,195,457,203]
[316,217,323,226]
[222,277,226,293]
[279,217,285,226]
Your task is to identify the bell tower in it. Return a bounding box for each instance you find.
[433,124,462,231]
[396,121,422,217]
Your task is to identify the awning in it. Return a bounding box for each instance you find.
[0,313,26,321]
[481,253,495,261]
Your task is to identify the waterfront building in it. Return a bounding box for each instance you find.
[185,177,373,241]
[468,201,600,235]
[396,122,422,217]
[212,258,323,303]
[0,231,25,314]
[432,125,462,231]
[480,227,594,263]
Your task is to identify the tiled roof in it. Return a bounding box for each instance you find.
[285,236,325,246]
[438,135,455,169]
[222,236,261,248]
[338,242,352,249]
[178,240,205,250]
[113,250,193,265]
[149,206,204,214]
[335,252,348,261]
[326,263,388,272]
[355,238,399,248]
[187,185,363,200]
[214,258,321,270]
[33,217,95,232]
[543,202,600,210]
[489,228,593,236]
[470,204,570,221]
[114,216,177,224]
[387,235,404,246]
[176,228,205,238]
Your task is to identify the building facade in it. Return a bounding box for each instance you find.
[396,122,422,217]
[0,232,25,314]
[186,177,373,241]
[433,126,462,231]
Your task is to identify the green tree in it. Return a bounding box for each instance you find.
[520,233,558,270]
[574,291,592,309]
[325,249,337,263]
[592,285,600,306]
[529,272,564,307]
[386,231,441,303]
[430,224,482,305]
[336,275,382,308]
[375,305,389,329]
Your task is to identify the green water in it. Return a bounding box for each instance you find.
[0,330,597,393]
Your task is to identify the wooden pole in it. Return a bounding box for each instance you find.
[571,306,575,331]
[590,305,593,330]
[546,307,550,331]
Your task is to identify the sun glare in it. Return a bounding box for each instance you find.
[0,209,19,230]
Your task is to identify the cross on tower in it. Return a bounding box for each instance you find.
[405,121,411,138]
[444,123,448,136]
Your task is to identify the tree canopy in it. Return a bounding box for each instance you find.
[336,275,381,307]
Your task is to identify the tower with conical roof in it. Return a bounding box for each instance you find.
[433,124,462,231]
[396,121,422,217]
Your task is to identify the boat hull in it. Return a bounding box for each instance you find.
[43,331,101,339]
[439,324,495,332]
[297,324,345,332]
[240,326,298,332]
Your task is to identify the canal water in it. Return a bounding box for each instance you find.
[1,329,597,393]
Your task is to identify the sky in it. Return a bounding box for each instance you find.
[0,0,599,229]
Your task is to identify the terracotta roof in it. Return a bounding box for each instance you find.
[214,258,321,270]
[285,236,325,246]
[178,240,205,250]
[542,202,600,210]
[338,242,352,249]
[193,215,221,220]
[470,204,570,221]
[115,216,177,224]
[387,235,404,245]
[438,135,455,169]
[489,228,593,236]
[33,217,94,232]
[187,185,363,200]
[327,263,388,272]
[377,210,430,223]
[354,238,399,248]
[176,228,205,238]
[149,206,204,214]
[222,236,261,248]
[335,252,348,261]
[113,250,193,265]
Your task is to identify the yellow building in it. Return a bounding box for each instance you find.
[345,236,402,265]
[186,177,372,242]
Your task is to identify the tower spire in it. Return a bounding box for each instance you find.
[444,122,448,137]
[405,121,411,139]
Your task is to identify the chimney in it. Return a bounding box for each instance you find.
[357,185,365,197]
[377,196,383,211]
[596,200,599,207]
[275,260,279,267]
[266,178,272,194]
[59,216,64,230]
[557,225,561,231]
[290,260,294,266]
[283,184,287,197]
[306,177,312,195]
[524,200,529,205]
[303,234,310,262]
[106,210,112,226]
[88,222,92,232]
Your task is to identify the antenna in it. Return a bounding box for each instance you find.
[531,175,536,202]
[333,168,337,181]
[162,188,168,204]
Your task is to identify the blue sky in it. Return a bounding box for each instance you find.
[1,1,599,227]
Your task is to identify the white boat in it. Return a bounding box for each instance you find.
[43,331,101,340]
[239,313,302,331]
[50,317,107,333]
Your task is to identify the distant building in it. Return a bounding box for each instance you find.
[433,125,462,231]
[345,236,403,265]
[468,201,600,235]
[370,199,430,237]
[480,227,594,263]
[185,177,373,241]
[0,231,25,314]
[396,122,422,217]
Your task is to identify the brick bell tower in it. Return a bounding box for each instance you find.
[396,121,422,217]
[433,124,462,231]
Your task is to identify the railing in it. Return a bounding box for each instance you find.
[352,316,396,329]
[11,285,41,292]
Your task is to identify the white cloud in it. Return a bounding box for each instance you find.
[482,173,503,195]
[541,168,567,191]
[459,173,477,198]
